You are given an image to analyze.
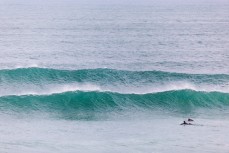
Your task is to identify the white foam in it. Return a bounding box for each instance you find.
[107,81,229,94]
[14,63,40,69]
[0,83,103,97]
[0,81,228,97]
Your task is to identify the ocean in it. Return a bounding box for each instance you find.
[0,0,229,152]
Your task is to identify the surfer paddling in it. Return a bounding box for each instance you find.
[180,121,192,125]
[180,118,194,125]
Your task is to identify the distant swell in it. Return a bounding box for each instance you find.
[0,67,228,83]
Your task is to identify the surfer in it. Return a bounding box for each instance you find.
[180,121,192,125]
[188,118,194,121]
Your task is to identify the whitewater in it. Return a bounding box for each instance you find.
[0,0,229,152]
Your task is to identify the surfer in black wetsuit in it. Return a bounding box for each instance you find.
[180,121,192,125]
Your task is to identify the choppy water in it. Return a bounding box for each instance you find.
[0,0,229,152]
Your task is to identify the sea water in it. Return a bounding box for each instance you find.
[0,0,229,152]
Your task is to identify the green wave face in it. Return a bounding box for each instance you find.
[1,90,229,119]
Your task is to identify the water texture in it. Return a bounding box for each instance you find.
[0,0,229,152]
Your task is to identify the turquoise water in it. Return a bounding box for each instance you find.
[0,0,229,152]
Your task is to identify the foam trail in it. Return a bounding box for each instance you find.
[0,83,102,96]
[0,81,229,97]
[104,81,229,95]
